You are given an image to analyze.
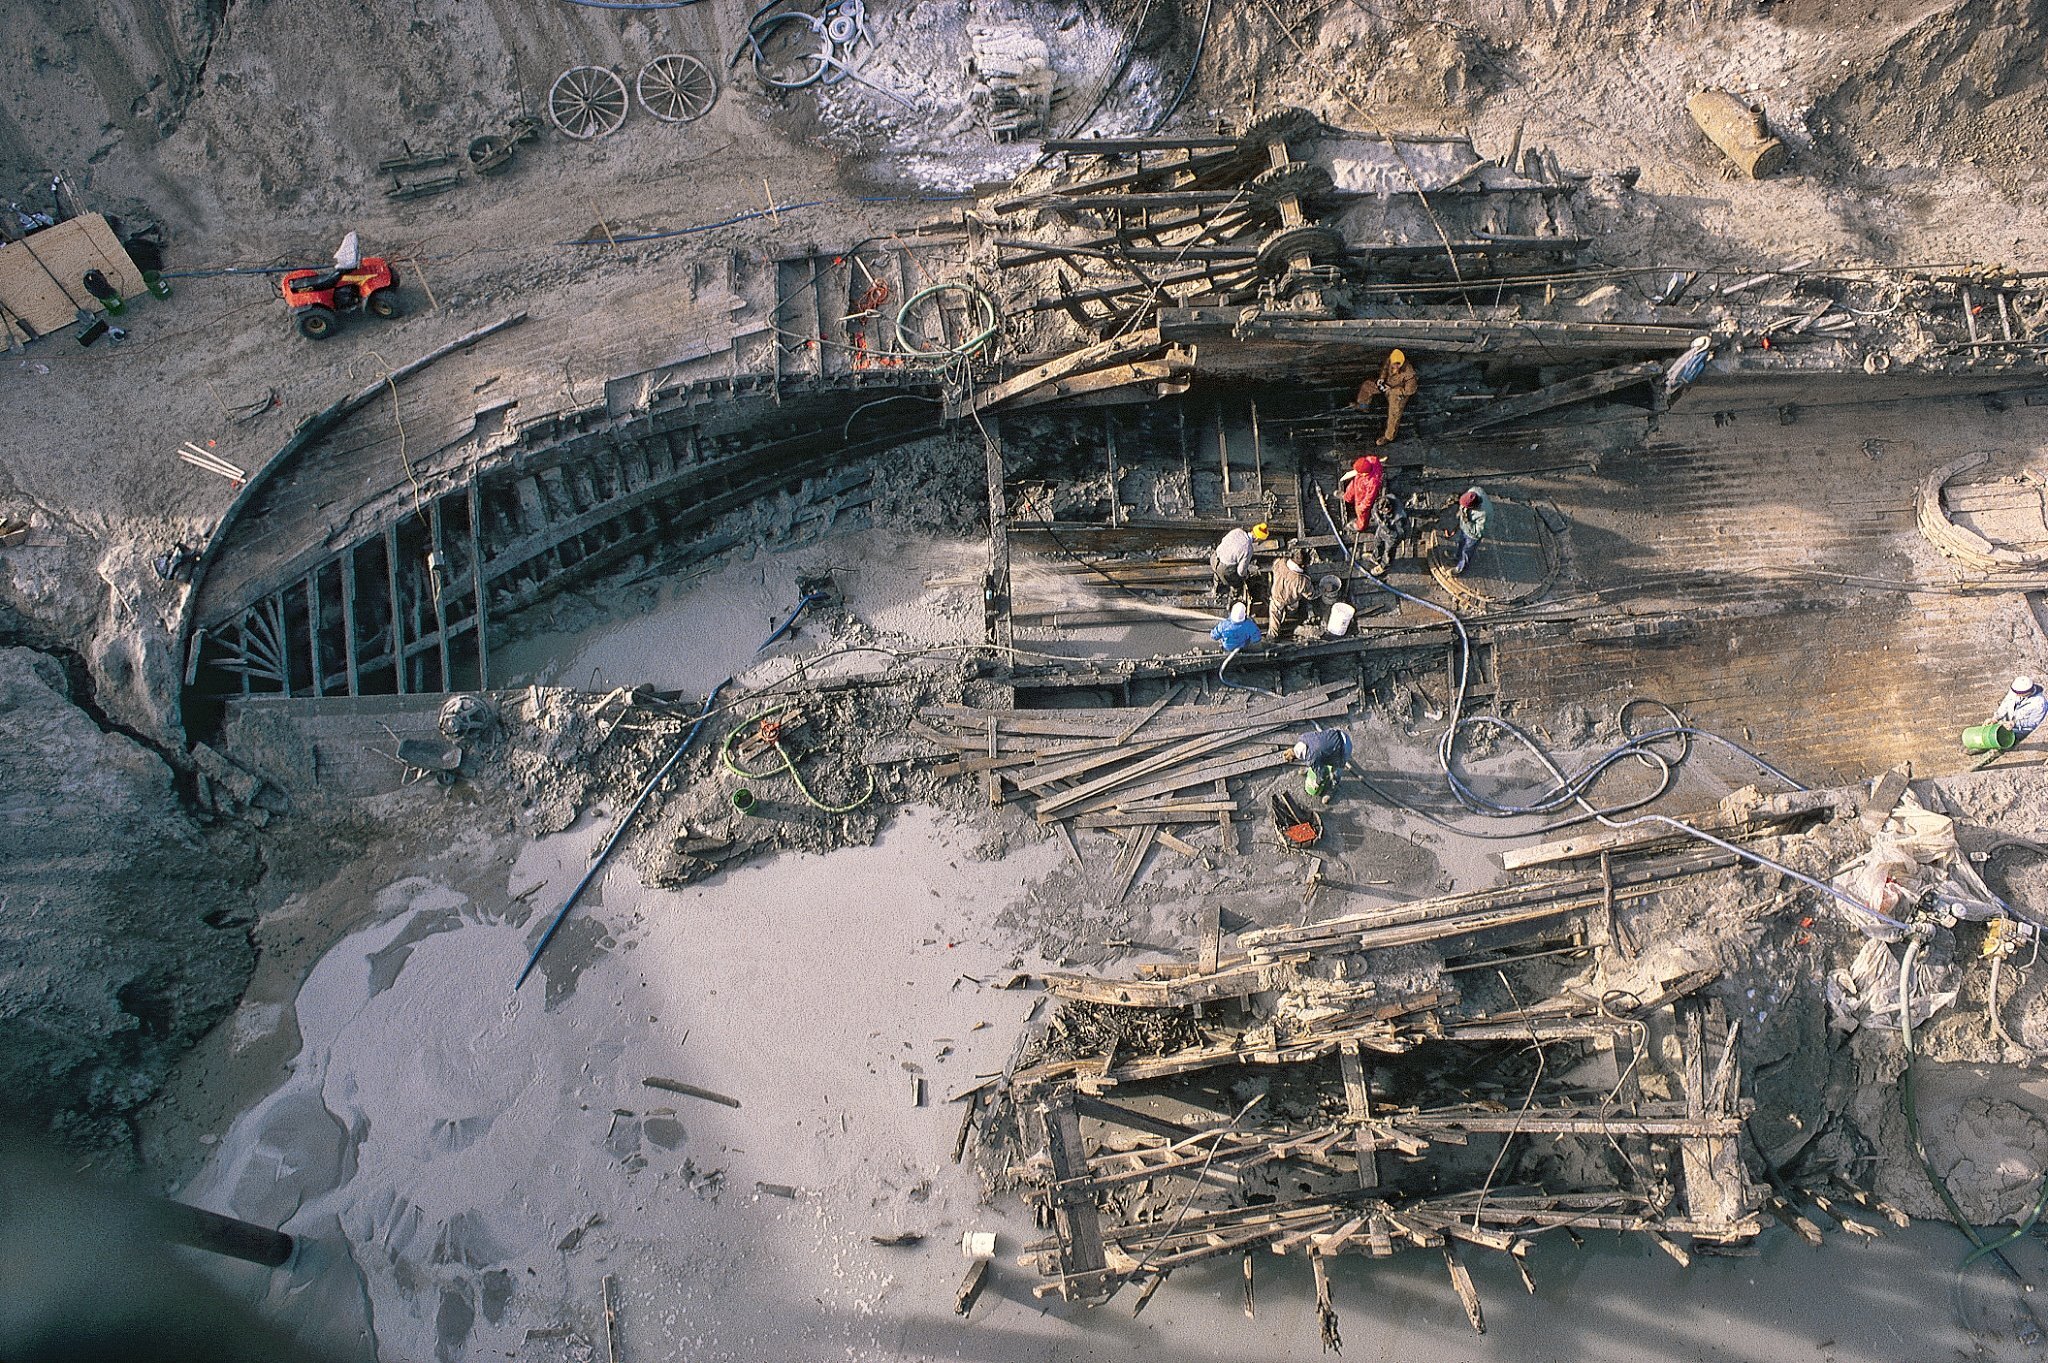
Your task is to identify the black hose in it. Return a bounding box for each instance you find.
[1149,0,1215,133]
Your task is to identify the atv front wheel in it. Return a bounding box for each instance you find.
[295,305,338,340]
[367,290,402,319]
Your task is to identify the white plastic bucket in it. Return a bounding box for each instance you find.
[962,1230,998,1259]
[1325,601,1357,637]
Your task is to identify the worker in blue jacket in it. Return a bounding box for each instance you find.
[1210,601,1262,651]
[1293,727,1352,800]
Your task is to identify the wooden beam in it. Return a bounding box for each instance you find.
[1437,360,1664,435]
[1001,356,1194,412]
[1158,307,1706,353]
[953,331,1166,417]
[1339,1043,1377,1189]
[468,478,491,689]
[385,524,407,695]
[304,571,324,698]
[340,545,362,697]
[427,498,452,692]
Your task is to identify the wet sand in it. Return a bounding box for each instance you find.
[177,799,2048,1362]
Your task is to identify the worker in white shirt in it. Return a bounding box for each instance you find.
[1993,675,2048,738]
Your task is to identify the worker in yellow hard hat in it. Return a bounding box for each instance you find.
[1210,522,1270,602]
[1351,349,1420,446]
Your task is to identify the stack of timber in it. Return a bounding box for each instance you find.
[916,684,1355,894]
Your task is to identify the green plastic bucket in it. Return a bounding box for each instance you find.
[1963,722,2017,753]
[143,270,172,299]
[731,787,757,814]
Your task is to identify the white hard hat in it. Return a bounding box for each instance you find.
[1291,741,1308,761]
[1229,602,1249,622]
[2016,675,2038,693]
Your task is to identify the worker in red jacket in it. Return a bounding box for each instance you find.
[1338,454,1384,532]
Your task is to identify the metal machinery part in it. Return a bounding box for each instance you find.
[1254,224,1345,274]
[636,54,719,122]
[1249,162,1335,212]
[548,65,630,140]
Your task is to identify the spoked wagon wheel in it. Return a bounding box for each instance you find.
[549,66,629,140]
[636,54,718,123]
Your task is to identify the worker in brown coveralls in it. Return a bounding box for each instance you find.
[1351,349,1419,446]
[1267,547,1316,637]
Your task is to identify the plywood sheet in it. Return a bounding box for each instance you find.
[0,214,144,344]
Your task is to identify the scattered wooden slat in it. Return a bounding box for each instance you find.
[1443,1243,1486,1334]
[1111,825,1157,903]
[642,1076,741,1108]
[955,1258,991,1316]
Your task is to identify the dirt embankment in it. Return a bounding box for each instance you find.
[0,645,255,1154]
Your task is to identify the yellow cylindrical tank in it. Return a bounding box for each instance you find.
[1687,88,1789,179]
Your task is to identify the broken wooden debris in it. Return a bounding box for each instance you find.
[919,685,1356,892]
[954,1258,992,1316]
[985,853,1775,1317]
[870,1231,925,1247]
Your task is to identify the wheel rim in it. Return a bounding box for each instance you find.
[636,55,717,123]
[549,66,629,140]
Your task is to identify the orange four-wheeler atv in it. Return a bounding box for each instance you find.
[279,256,401,339]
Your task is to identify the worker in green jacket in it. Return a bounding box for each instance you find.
[1452,487,1491,574]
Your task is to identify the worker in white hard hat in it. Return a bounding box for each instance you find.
[1993,675,2048,738]
[1350,349,1419,446]
[1210,599,1262,652]
[1211,522,1271,601]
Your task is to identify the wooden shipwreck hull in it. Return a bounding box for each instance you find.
[984,884,1770,1331]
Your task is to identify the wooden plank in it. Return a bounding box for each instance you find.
[1042,959,1269,1008]
[1111,825,1157,903]
[340,546,362,697]
[385,525,407,695]
[1500,787,1843,870]
[1114,684,1184,744]
[427,499,453,691]
[304,572,324,699]
[1001,357,1194,412]
[1042,1095,1112,1298]
[0,214,144,342]
[1054,745,1294,819]
[1157,307,1704,353]
[1340,1043,1377,1189]
[1158,829,1203,858]
[1438,361,1663,436]
[1196,903,1223,974]
[1036,727,1261,818]
[1443,1243,1486,1334]
[954,1258,991,1315]
[954,330,1166,417]
[468,478,491,689]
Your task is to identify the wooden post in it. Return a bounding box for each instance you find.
[468,479,492,690]
[340,545,362,697]
[982,416,1014,653]
[427,498,452,692]
[305,571,324,697]
[1340,1042,1377,1189]
[385,524,407,695]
